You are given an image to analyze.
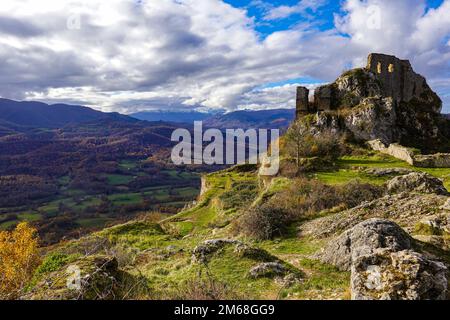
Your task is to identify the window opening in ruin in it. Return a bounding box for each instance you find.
[377,62,382,74]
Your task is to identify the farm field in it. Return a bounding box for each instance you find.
[0,158,201,244]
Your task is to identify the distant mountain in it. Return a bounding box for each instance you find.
[204,109,295,130]
[132,109,295,130]
[0,98,135,131]
[445,114,450,119]
[131,111,211,123]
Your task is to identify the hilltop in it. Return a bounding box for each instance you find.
[11,54,450,300]
[132,109,296,130]
[296,53,449,154]
[0,99,136,134]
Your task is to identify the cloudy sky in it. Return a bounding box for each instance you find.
[0,0,449,113]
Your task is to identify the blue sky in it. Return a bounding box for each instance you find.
[0,0,449,113]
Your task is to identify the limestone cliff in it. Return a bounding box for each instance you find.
[296,53,449,153]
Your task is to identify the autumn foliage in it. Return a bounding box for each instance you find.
[0,222,41,300]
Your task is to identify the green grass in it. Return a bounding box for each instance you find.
[72,197,102,210]
[279,259,350,300]
[261,237,324,256]
[17,212,42,222]
[338,154,450,190]
[338,155,409,168]
[119,160,138,170]
[108,193,142,205]
[312,170,389,185]
[0,219,19,230]
[57,176,71,186]
[62,188,86,197]
[163,170,180,179]
[38,155,450,300]
[38,198,76,215]
[104,174,135,186]
[101,220,173,250]
[176,187,199,198]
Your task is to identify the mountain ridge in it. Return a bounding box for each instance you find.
[0,98,136,131]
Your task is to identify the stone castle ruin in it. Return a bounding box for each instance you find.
[296,53,442,119]
[295,53,450,167]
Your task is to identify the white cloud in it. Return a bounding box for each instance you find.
[238,82,323,110]
[334,0,450,111]
[263,0,327,21]
[0,0,449,113]
[0,0,353,113]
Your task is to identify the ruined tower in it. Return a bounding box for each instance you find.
[295,53,442,119]
[296,86,309,119]
[314,86,332,112]
[366,53,436,107]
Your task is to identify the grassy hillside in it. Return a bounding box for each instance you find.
[23,149,450,300]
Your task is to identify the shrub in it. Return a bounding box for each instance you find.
[254,178,384,229]
[237,204,293,240]
[34,253,72,276]
[0,222,41,299]
[219,181,258,211]
[337,180,384,208]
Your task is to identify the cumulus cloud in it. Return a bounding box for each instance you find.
[335,0,450,82]
[238,82,323,111]
[262,0,328,21]
[0,0,449,113]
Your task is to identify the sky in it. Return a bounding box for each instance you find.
[0,0,449,114]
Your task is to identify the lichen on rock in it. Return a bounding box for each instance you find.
[351,249,448,300]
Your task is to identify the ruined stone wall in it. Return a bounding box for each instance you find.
[296,86,310,119]
[368,140,416,165]
[414,154,450,168]
[367,53,441,113]
[314,85,333,111]
[368,139,450,168]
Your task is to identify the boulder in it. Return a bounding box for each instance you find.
[442,199,450,211]
[249,262,288,279]
[364,167,414,177]
[192,239,242,264]
[301,193,449,239]
[351,249,448,300]
[319,219,413,271]
[386,172,448,195]
[23,255,119,300]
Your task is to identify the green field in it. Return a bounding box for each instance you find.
[0,159,200,233]
[104,174,136,186]
[108,193,143,205]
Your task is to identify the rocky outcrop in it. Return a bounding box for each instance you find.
[363,167,414,177]
[318,219,413,271]
[351,249,447,300]
[23,255,119,300]
[192,239,243,263]
[386,172,448,195]
[301,192,449,239]
[249,262,288,279]
[414,153,450,168]
[318,219,448,300]
[368,139,416,165]
[192,239,279,265]
[295,53,448,153]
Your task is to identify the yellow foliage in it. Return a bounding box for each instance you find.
[0,222,41,300]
